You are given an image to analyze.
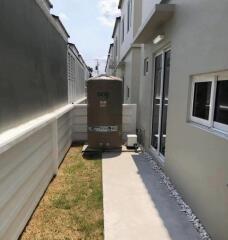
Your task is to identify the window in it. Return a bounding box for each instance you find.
[122,17,125,43]
[144,58,149,76]
[190,72,228,133]
[192,82,212,120]
[127,0,132,32]
[115,37,118,57]
[127,86,130,99]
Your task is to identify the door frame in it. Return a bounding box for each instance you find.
[150,47,171,164]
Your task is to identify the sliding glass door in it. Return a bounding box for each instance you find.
[151,49,171,157]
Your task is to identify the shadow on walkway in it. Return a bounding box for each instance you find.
[132,154,201,240]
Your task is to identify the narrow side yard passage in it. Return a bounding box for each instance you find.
[20,145,104,240]
[102,152,202,240]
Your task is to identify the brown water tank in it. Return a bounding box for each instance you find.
[87,75,123,149]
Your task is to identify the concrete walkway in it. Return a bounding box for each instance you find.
[102,152,201,240]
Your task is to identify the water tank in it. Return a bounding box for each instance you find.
[87,75,123,149]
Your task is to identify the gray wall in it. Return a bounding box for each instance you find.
[138,0,228,239]
[0,0,68,133]
[123,47,141,106]
[166,1,228,239]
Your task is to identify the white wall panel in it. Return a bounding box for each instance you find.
[0,104,75,240]
[0,125,53,239]
[72,104,88,142]
[57,112,72,165]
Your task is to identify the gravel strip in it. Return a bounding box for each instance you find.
[141,152,212,240]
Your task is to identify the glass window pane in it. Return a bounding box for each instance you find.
[160,50,171,156]
[193,82,212,120]
[151,54,162,149]
[214,80,228,125]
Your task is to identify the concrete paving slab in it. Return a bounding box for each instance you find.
[102,152,201,240]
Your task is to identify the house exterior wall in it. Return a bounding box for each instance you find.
[165,1,228,239]
[112,0,142,104]
[136,0,228,239]
[0,0,68,134]
[123,48,141,106]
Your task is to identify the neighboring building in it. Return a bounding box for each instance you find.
[112,17,121,74]
[107,0,228,239]
[118,0,141,105]
[106,1,141,105]
[67,43,89,103]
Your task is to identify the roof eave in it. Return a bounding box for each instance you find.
[133,4,175,44]
[112,17,121,38]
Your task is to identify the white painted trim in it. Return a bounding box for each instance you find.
[0,98,86,155]
[149,146,165,167]
[214,122,228,133]
[189,72,228,139]
[189,76,216,127]
[188,122,228,141]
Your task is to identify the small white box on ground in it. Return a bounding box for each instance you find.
[127,134,138,148]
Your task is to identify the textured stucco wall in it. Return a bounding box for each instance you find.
[122,48,141,105]
[165,1,228,239]
[137,0,228,239]
[0,0,68,133]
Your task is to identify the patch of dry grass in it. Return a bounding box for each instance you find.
[20,145,103,240]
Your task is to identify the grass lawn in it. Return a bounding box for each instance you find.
[20,145,103,240]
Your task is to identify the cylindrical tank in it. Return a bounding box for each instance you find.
[87,75,123,149]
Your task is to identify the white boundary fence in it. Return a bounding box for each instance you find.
[0,101,136,239]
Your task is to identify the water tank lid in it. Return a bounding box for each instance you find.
[88,74,122,82]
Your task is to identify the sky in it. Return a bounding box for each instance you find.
[51,0,120,74]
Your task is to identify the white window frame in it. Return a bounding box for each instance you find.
[190,75,216,127]
[190,71,228,135]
